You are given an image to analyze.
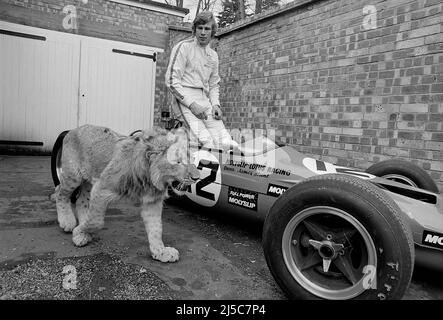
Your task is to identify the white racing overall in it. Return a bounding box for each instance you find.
[165,37,236,149]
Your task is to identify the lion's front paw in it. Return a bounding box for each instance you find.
[58,215,77,233]
[72,227,92,247]
[152,246,179,263]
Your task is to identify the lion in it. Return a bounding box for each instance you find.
[55,124,200,263]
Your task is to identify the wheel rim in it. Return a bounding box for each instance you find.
[282,206,377,300]
[381,174,417,188]
[56,147,63,182]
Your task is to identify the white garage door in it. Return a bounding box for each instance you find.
[79,37,157,135]
[0,21,161,152]
[0,23,80,150]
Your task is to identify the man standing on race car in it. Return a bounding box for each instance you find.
[165,11,239,150]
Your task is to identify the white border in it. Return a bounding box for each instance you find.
[109,0,187,18]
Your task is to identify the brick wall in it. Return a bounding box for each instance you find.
[0,0,186,47]
[216,0,443,191]
[0,0,187,130]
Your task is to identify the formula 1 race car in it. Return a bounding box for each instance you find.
[51,129,443,300]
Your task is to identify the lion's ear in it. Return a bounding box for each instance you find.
[145,150,157,159]
[145,142,160,159]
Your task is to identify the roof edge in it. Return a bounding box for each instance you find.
[168,24,192,32]
[109,0,189,17]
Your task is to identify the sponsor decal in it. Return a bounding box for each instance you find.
[422,230,443,249]
[267,183,288,197]
[225,160,291,177]
[228,186,258,211]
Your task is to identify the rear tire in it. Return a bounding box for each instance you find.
[51,131,70,186]
[262,174,414,300]
[366,159,439,193]
[51,130,79,203]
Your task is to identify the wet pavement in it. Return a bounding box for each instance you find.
[0,156,442,300]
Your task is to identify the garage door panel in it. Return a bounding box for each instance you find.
[1,35,20,140]
[42,39,79,143]
[0,26,79,149]
[79,40,155,134]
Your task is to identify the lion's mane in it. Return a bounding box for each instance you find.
[98,128,176,203]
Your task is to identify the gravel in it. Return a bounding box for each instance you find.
[0,253,178,300]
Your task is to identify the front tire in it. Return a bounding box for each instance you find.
[262,174,414,300]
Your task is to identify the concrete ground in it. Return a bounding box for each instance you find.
[0,155,442,300]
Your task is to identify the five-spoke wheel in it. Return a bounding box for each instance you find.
[263,174,414,300]
[282,206,377,300]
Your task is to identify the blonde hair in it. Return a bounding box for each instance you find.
[192,11,217,37]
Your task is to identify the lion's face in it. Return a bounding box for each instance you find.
[147,127,200,193]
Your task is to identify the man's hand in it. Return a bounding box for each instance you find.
[189,102,208,120]
[212,104,222,120]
